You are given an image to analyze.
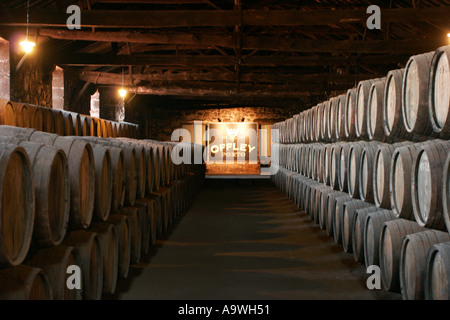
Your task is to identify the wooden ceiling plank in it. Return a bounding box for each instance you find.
[1,7,450,28]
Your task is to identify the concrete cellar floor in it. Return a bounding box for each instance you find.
[109,179,401,300]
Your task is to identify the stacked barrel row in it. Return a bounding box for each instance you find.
[0,100,139,139]
[274,45,450,144]
[0,125,205,299]
[271,45,450,300]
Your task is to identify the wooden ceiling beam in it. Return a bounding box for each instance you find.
[33,29,445,54]
[128,86,332,98]
[1,7,450,28]
[80,70,381,85]
[47,52,409,67]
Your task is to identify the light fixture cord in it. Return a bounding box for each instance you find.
[26,0,30,40]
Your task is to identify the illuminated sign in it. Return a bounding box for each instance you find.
[206,122,258,164]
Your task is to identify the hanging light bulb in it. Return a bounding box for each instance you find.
[20,0,36,54]
[119,88,127,98]
[118,68,127,98]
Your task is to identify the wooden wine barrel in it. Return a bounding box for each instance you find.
[138,198,157,247]
[402,51,437,137]
[118,123,125,138]
[107,214,131,280]
[318,189,340,230]
[106,140,137,207]
[151,189,170,233]
[106,121,113,138]
[156,187,173,227]
[345,88,357,139]
[373,142,412,209]
[328,97,338,141]
[400,229,450,300]
[352,206,386,264]
[170,181,181,218]
[91,118,102,137]
[27,105,44,131]
[356,79,378,139]
[323,144,333,186]
[310,104,318,142]
[0,99,16,126]
[332,195,353,245]
[358,142,384,203]
[379,219,427,293]
[91,146,113,222]
[9,102,24,128]
[19,141,69,247]
[41,108,55,134]
[347,141,371,199]
[342,200,373,253]
[134,144,147,199]
[292,114,300,143]
[112,122,118,138]
[109,147,126,214]
[100,119,108,138]
[302,110,309,143]
[322,101,331,141]
[157,145,167,187]
[326,192,349,238]
[412,140,450,230]
[61,112,73,136]
[304,180,322,218]
[119,207,141,265]
[0,265,52,300]
[429,46,450,139]
[364,209,396,268]
[425,241,450,300]
[390,143,423,220]
[314,103,321,142]
[80,115,90,137]
[384,69,408,140]
[444,153,450,232]
[133,201,151,255]
[49,137,95,230]
[26,245,82,300]
[73,113,83,136]
[147,194,163,238]
[329,143,342,190]
[335,95,346,141]
[63,230,103,300]
[51,109,65,136]
[89,222,119,295]
[338,143,352,192]
[0,143,34,267]
[164,144,172,185]
[296,176,310,210]
[141,144,155,194]
[311,184,330,224]
[18,104,30,128]
[117,138,148,200]
[368,78,388,142]
[0,134,69,248]
[298,113,305,143]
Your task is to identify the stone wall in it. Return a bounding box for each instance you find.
[10,42,52,108]
[143,99,305,141]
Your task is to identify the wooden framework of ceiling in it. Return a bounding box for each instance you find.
[1,0,450,107]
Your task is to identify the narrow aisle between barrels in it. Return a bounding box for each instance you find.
[109,179,400,300]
